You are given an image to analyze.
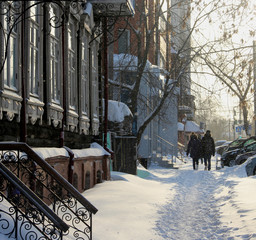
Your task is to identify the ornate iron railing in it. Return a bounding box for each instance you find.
[0,161,69,240]
[0,142,98,240]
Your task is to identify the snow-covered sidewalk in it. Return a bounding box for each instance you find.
[1,156,256,240]
[86,157,256,240]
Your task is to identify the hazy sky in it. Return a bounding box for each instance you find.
[190,0,256,120]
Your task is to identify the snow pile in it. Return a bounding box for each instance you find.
[86,157,256,240]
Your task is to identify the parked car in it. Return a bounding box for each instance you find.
[233,141,256,166]
[221,137,256,167]
[245,155,256,176]
[215,141,232,155]
[215,140,227,147]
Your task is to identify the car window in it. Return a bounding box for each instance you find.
[245,142,256,151]
[244,139,256,147]
[229,139,245,148]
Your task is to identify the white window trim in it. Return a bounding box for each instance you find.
[68,17,77,111]
[49,4,61,105]
[29,2,41,98]
[3,5,19,92]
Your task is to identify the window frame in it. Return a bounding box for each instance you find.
[81,32,89,115]
[49,3,61,104]
[28,1,41,98]
[68,17,77,111]
[2,5,19,92]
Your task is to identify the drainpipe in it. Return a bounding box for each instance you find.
[20,2,27,143]
[103,17,108,149]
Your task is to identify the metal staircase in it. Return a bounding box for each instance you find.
[0,142,98,240]
[0,161,69,239]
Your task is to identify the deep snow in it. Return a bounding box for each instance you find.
[87,155,256,240]
[1,154,256,240]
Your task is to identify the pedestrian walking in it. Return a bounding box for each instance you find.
[186,133,202,170]
[197,134,204,164]
[201,130,215,171]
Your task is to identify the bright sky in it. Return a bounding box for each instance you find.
[191,0,256,120]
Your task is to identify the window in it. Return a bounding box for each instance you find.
[68,19,77,109]
[29,2,40,96]
[118,29,130,54]
[89,40,99,135]
[49,4,61,103]
[81,34,88,113]
[91,43,98,117]
[3,7,18,90]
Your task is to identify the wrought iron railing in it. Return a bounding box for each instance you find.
[0,161,69,240]
[0,142,98,240]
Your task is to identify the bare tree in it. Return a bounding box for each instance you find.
[192,0,256,136]
[111,0,252,145]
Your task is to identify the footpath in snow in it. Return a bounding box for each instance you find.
[152,163,238,239]
[87,156,256,240]
[1,156,256,240]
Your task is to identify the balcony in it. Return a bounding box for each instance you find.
[89,0,135,17]
[178,94,195,120]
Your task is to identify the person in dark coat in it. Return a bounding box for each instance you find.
[201,130,215,171]
[186,133,202,170]
[197,134,204,164]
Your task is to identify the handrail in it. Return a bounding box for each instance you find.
[156,135,175,147]
[0,161,69,233]
[0,142,98,214]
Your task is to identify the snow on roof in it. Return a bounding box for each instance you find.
[32,142,110,160]
[104,100,132,123]
[177,121,204,133]
[178,122,184,131]
[185,121,204,133]
[73,142,110,158]
[32,147,69,159]
[150,64,169,76]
